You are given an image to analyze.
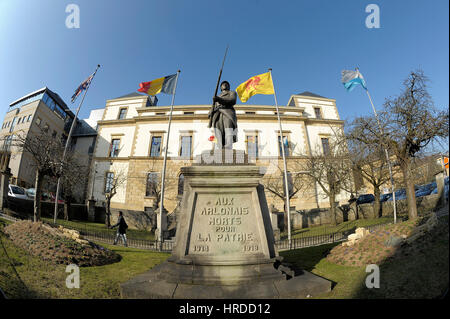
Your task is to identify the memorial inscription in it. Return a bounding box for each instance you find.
[188,194,261,257]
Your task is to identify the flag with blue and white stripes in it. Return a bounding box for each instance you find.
[341,69,367,92]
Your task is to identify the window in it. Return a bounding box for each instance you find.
[109,139,120,157]
[321,138,330,155]
[245,111,256,115]
[47,97,56,111]
[118,108,127,119]
[42,93,50,105]
[3,135,12,151]
[246,135,259,158]
[178,174,184,196]
[27,115,32,122]
[282,171,295,197]
[104,172,115,193]
[314,107,322,119]
[43,123,49,132]
[180,136,192,158]
[145,172,159,197]
[9,117,17,133]
[183,111,194,115]
[278,135,290,157]
[150,136,162,157]
[36,117,42,126]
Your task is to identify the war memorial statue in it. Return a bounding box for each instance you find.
[120,55,332,299]
[208,80,238,150]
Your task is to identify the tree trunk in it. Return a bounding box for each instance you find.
[400,158,418,219]
[64,197,72,221]
[373,187,381,217]
[329,192,337,225]
[34,170,43,222]
[105,197,111,228]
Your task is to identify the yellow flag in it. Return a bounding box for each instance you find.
[236,72,275,103]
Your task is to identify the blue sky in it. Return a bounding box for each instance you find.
[0,0,448,133]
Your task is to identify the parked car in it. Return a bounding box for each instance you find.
[8,185,30,200]
[387,189,407,201]
[415,184,434,198]
[25,188,63,203]
[49,192,65,204]
[356,194,375,204]
[25,188,36,198]
[380,193,392,202]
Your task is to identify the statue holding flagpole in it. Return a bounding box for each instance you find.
[209,80,238,149]
[207,45,238,150]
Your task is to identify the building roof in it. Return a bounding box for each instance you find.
[296,91,328,99]
[72,119,97,137]
[113,92,146,99]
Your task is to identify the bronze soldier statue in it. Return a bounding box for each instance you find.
[208,80,238,149]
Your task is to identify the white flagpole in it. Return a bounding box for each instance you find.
[357,68,397,224]
[268,68,291,246]
[158,70,181,250]
[53,64,101,223]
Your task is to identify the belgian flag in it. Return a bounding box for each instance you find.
[138,74,177,96]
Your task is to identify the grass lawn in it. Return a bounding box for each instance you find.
[0,218,169,298]
[280,214,449,298]
[41,217,155,241]
[281,216,394,240]
[1,211,447,299]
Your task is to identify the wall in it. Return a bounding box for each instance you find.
[290,193,442,229]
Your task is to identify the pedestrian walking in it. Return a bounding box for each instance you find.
[110,211,128,247]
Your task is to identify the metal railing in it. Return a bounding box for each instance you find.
[275,221,393,251]
[0,212,173,252]
[42,219,174,252]
[1,212,392,252]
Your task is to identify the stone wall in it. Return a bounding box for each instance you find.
[290,193,442,230]
[109,207,156,231]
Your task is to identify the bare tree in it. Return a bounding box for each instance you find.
[140,158,179,211]
[359,70,449,219]
[6,128,64,222]
[58,153,89,221]
[296,129,353,225]
[104,169,127,228]
[261,165,306,230]
[347,117,395,217]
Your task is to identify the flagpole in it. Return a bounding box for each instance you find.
[158,70,181,250]
[268,68,291,247]
[53,64,101,223]
[357,68,397,224]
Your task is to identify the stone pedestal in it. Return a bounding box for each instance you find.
[121,150,331,299]
[87,199,96,222]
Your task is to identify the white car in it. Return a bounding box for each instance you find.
[8,185,30,200]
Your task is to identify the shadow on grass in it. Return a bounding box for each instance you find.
[279,242,340,289]
[353,215,449,299]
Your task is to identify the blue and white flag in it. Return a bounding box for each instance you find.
[341,69,367,92]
